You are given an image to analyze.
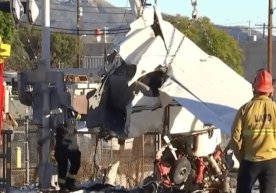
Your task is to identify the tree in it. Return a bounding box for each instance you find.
[17,27,77,69]
[0,4,77,70]
[0,11,16,43]
[0,10,32,70]
[163,14,244,75]
[7,33,32,71]
[51,33,77,68]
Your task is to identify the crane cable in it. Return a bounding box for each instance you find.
[191,0,217,56]
[164,0,198,70]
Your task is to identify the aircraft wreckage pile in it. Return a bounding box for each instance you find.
[12,2,256,193]
[78,4,253,193]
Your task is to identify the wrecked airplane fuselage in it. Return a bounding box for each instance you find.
[85,6,253,139]
[86,62,165,139]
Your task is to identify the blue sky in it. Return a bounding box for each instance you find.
[108,0,270,31]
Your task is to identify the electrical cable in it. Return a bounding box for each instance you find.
[106,0,130,51]
[79,20,131,24]
[51,1,132,9]
[30,27,129,36]
[51,7,133,14]
[19,21,130,34]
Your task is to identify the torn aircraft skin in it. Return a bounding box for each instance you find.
[86,5,253,140]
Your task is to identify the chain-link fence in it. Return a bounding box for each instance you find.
[10,119,39,187]
[9,120,156,188]
[76,134,156,188]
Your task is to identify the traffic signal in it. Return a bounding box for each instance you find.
[0,1,27,12]
[0,1,38,25]
[11,0,25,23]
[27,0,39,24]
[18,71,71,128]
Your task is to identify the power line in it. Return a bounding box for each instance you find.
[51,2,132,9]
[80,20,131,24]
[51,8,133,14]
[31,27,129,35]
[106,0,130,50]
[218,21,250,26]
[47,25,130,32]
[19,20,130,32]
[27,23,129,35]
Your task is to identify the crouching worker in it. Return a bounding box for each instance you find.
[55,110,85,191]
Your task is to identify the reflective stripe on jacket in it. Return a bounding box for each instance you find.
[231,95,276,162]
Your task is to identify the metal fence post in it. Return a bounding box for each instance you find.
[24,117,30,185]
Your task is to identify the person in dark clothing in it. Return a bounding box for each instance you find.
[54,109,86,191]
[55,120,81,191]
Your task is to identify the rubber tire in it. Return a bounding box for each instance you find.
[170,157,192,185]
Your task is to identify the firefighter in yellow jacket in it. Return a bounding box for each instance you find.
[231,69,276,193]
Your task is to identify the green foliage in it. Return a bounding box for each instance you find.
[51,33,77,68]
[7,33,31,71]
[15,26,77,69]
[0,11,31,70]
[163,14,244,75]
[3,25,77,70]
[0,8,77,70]
[0,11,16,43]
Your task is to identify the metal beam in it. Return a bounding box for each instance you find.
[39,0,52,190]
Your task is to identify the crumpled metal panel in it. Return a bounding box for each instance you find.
[86,5,253,138]
[116,6,253,134]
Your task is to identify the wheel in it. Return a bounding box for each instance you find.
[170,157,191,185]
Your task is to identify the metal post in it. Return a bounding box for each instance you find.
[263,23,266,38]
[16,147,22,168]
[248,20,251,37]
[24,117,30,185]
[268,0,273,73]
[155,134,161,154]
[6,130,12,188]
[142,135,144,180]
[39,0,51,189]
[41,0,50,69]
[39,84,51,189]
[104,26,107,43]
[76,0,80,68]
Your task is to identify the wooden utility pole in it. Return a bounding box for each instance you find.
[268,0,273,73]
